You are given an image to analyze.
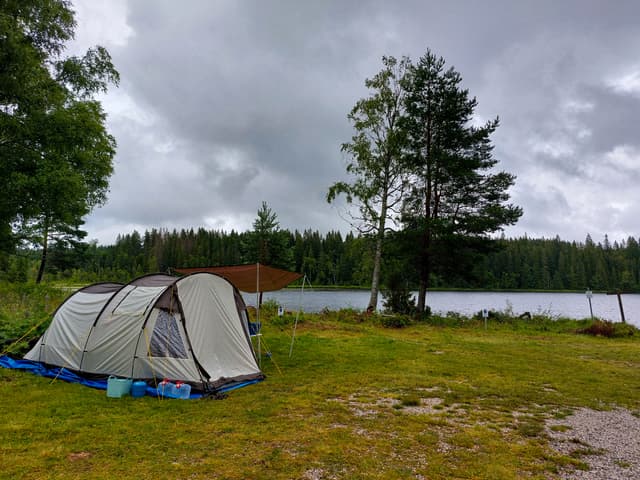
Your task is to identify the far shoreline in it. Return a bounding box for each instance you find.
[283,285,637,295]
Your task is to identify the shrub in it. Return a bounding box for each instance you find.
[382,273,416,315]
[612,322,639,337]
[413,305,432,322]
[379,314,413,329]
[577,319,638,338]
[486,309,511,323]
[260,299,280,317]
[579,320,614,337]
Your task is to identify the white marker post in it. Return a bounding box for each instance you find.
[585,289,593,319]
[482,308,489,330]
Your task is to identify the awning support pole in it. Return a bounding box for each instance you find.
[289,275,307,358]
[256,262,261,366]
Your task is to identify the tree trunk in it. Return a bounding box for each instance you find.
[417,112,433,314]
[367,233,383,311]
[416,245,430,312]
[368,186,389,312]
[417,279,427,313]
[417,211,433,313]
[36,223,49,284]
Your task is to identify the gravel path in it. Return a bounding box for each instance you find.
[546,408,640,479]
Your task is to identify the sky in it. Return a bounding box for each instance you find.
[68,0,640,246]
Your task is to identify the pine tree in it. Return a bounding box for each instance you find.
[401,50,522,312]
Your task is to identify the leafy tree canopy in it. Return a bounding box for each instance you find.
[0,0,119,281]
[328,55,410,311]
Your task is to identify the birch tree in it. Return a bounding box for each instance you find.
[328,56,410,311]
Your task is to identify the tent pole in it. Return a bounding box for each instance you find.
[256,262,261,366]
[289,275,306,357]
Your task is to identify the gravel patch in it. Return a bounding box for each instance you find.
[547,408,640,479]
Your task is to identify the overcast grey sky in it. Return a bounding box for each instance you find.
[70,0,640,245]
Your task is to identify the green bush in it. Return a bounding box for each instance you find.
[612,322,639,337]
[413,305,432,322]
[260,299,280,317]
[382,272,416,315]
[379,314,413,328]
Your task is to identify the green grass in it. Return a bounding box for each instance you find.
[0,283,67,355]
[2,285,640,478]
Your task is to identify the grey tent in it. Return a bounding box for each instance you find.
[24,273,264,391]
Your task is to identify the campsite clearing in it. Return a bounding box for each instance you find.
[2,302,640,479]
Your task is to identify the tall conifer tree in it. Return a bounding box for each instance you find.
[401,50,522,312]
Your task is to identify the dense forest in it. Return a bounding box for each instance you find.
[3,228,639,293]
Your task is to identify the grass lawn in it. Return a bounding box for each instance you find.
[1,289,639,479]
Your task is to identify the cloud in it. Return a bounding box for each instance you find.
[70,0,133,52]
[72,0,640,245]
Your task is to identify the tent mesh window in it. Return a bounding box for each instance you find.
[149,310,188,359]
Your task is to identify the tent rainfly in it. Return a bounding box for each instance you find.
[24,272,264,391]
[174,263,302,293]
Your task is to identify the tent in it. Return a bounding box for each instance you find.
[24,272,264,391]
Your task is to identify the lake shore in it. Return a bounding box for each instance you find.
[252,289,640,325]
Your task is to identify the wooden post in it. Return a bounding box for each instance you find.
[617,292,626,323]
[606,290,626,323]
[586,289,593,319]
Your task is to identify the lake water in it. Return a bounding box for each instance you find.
[243,289,640,327]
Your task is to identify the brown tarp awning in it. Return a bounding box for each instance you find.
[174,263,302,293]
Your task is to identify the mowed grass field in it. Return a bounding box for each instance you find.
[1,288,640,479]
[0,316,640,479]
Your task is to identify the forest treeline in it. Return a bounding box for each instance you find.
[4,228,640,292]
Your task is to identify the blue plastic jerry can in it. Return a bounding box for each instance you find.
[174,382,191,399]
[157,379,176,398]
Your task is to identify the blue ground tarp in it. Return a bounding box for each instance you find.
[0,355,261,399]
